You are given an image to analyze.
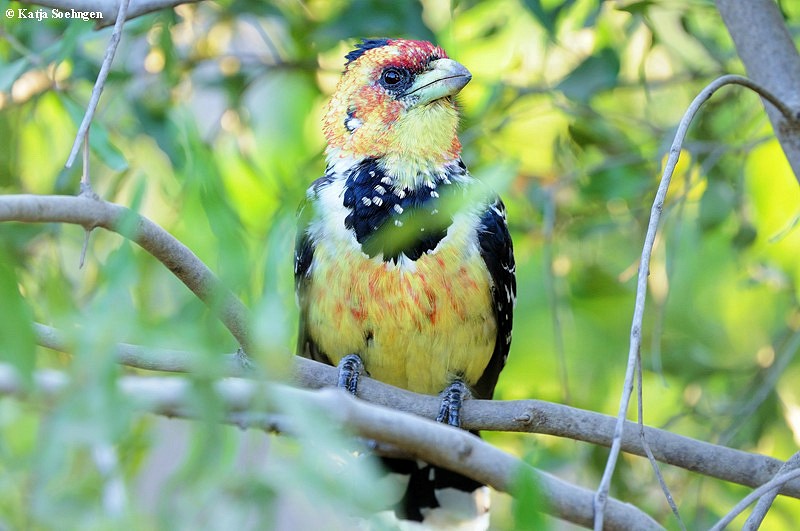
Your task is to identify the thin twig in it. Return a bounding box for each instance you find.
[65,0,130,169]
[33,323,248,375]
[593,74,797,530]
[743,451,800,530]
[637,350,685,529]
[79,127,94,268]
[718,75,798,122]
[711,468,800,531]
[79,229,92,269]
[80,126,96,195]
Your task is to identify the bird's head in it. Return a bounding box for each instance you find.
[323,39,471,186]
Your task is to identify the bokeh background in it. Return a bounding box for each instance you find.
[1,0,799,528]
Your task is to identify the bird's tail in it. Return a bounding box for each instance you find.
[378,457,490,530]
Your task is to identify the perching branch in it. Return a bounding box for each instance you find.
[595,74,800,530]
[31,323,800,500]
[7,191,800,508]
[0,362,661,531]
[0,194,251,351]
[19,0,202,29]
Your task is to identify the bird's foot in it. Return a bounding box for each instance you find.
[337,353,363,396]
[436,380,470,428]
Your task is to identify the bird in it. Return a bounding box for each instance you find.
[294,38,515,528]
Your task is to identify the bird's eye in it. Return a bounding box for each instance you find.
[382,69,402,85]
[379,67,408,89]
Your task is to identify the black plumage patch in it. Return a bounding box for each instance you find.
[294,203,314,278]
[473,198,516,399]
[293,175,334,281]
[342,158,466,261]
[345,38,391,65]
[380,457,483,522]
[344,108,360,133]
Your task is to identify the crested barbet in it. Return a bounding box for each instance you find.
[295,38,516,528]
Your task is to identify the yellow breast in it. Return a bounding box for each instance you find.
[304,212,496,395]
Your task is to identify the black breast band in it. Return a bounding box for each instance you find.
[342,158,466,262]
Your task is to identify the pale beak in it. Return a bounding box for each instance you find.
[402,58,472,105]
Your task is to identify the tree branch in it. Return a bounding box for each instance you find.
[31,323,800,500]
[8,191,800,504]
[19,0,202,29]
[711,468,800,531]
[743,451,800,530]
[0,362,661,531]
[0,194,251,350]
[33,323,248,375]
[716,0,800,183]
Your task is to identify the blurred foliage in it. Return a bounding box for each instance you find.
[1,0,799,528]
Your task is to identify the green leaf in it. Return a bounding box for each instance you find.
[616,0,656,16]
[556,47,620,102]
[313,0,434,46]
[46,21,85,64]
[0,251,35,388]
[87,119,129,171]
[522,0,576,36]
[511,461,548,530]
[59,96,129,171]
[699,180,735,231]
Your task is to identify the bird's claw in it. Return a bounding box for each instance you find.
[337,353,363,395]
[436,380,469,428]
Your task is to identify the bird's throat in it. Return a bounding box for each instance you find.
[326,99,463,190]
[379,99,462,189]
